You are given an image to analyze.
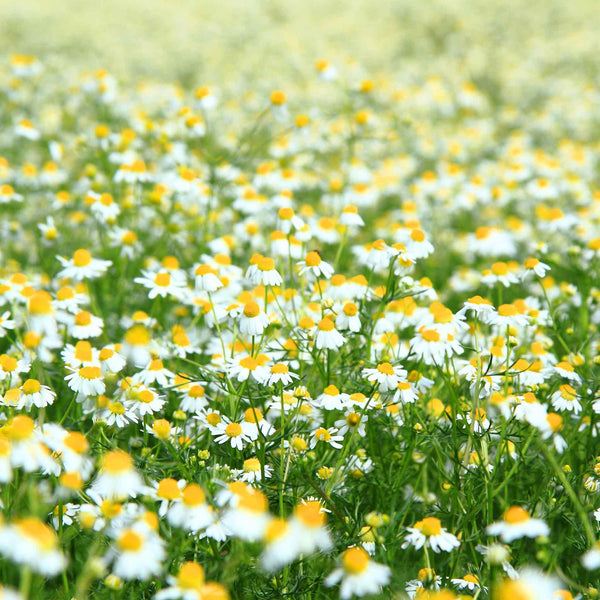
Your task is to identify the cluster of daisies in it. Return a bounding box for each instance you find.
[0,46,600,600]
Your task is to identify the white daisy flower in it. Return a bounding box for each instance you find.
[56,249,112,281]
[325,546,391,599]
[402,517,460,553]
[486,506,549,542]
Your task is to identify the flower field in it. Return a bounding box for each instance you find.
[1,2,600,598]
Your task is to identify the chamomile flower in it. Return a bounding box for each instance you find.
[136,358,175,387]
[65,365,105,396]
[249,257,283,286]
[362,362,407,392]
[260,518,300,571]
[19,378,56,409]
[238,457,272,483]
[487,303,530,328]
[523,257,551,278]
[227,354,270,383]
[551,361,581,384]
[107,524,166,581]
[315,317,346,350]
[56,249,112,281]
[392,380,418,404]
[582,541,600,570]
[551,384,582,414]
[325,546,391,599]
[125,385,166,417]
[194,264,223,292]
[178,383,208,413]
[335,410,368,437]
[98,344,127,374]
[239,301,270,336]
[221,485,271,542]
[134,270,187,300]
[0,518,67,575]
[402,517,460,553]
[91,450,146,500]
[213,419,252,450]
[0,586,23,600]
[316,385,350,410]
[457,295,495,317]
[298,252,335,280]
[167,484,212,532]
[265,362,299,386]
[242,407,275,439]
[288,500,332,554]
[493,569,560,599]
[70,310,104,339]
[339,205,364,227]
[486,506,549,542]
[336,301,362,332]
[309,426,344,449]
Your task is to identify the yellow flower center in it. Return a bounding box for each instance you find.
[154,272,171,287]
[17,518,57,550]
[75,310,92,326]
[60,471,83,489]
[206,412,221,426]
[28,291,53,315]
[305,251,322,267]
[244,458,261,472]
[265,518,289,542]
[157,478,182,500]
[239,356,258,370]
[411,229,426,242]
[79,366,101,380]
[225,423,243,437]
[318,318,335,332]
[6,415,34,440]
[346,413,361,427]
[182,484,206,506]
[315,427,331,441]
[498,304,518,317]
[491,262,508,276]
[244,408,263,423]
[153,419,171,438]
[420,328,440,342]
[257,257,275,272]
[418,517,442,536]
[21,378,41,394]
[504,506,530,524]
[295,501,326,527]
[493,579,534,600]
[189,385,205,398]
[102,450,132,473]
[177,562,205,590]
[138,390,155,404]
[237,487,268,513]
[558,384,576,400]
[243,301,260,318]
[118,529,143,552]
[342,546,370,574]
[270,90,287,105]
[73,249,92,267]
[99,348,114,361]
[125,325,150,345]
[74,341,93,362]
[64,432,88,453]
[377,362,395,375]
[0,355,17,372]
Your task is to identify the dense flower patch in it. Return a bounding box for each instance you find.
[0,49,600,599]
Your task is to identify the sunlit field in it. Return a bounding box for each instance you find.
[1,1,600,599]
